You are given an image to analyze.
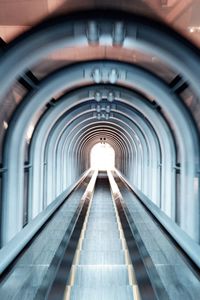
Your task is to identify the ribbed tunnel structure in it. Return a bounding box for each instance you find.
[0,8,199,300]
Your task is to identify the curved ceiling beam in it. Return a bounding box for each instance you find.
[69,114,146,186]
[0,11,199,101]
[42,87,162,195]
[78,133,124,173]
[22,82,175,225]
[2,61,198,244]
[62,119,135,176]
[33,106,137,209]
[39,87,163,210]
[60,116,161,208]
[63,126,128,168]
[23,83,171,219]
[45,116,132,209]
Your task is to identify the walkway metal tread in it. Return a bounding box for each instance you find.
[67,176,134,300]
[73,265,130,287]
[70,286,134,300]
[79,250,125,264]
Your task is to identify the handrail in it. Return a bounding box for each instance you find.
[0,169,92,275]
[115,169,200,269]
[108,170,163,300]
[43,170,98,300]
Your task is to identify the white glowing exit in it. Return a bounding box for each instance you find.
[90,142,115,170]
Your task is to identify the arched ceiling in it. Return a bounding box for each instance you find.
[0,8,199,245]
[0,0,200,47]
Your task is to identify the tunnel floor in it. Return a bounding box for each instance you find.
[0,171,199,300]
[65,176,136,299]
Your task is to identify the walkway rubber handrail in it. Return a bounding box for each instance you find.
[0,169,91,275]
[115,169,200,269]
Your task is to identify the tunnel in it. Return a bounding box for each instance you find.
[0,2,199,300]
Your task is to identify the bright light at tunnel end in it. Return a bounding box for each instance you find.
[90,142,115,170]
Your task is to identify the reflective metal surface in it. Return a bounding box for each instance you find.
[66,174,137,300]
[0,3,199,300]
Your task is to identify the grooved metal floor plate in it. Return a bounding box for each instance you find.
[70,286,134,300]
[68,177,134,300]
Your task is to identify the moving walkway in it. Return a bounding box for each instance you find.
[64,174,139,300]
[0,171,199,300]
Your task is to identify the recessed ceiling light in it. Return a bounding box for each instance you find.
[3,121,8,129]
[188,26,200,33]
